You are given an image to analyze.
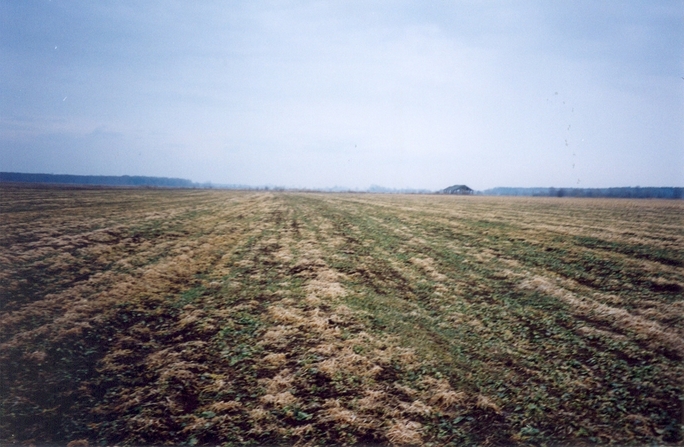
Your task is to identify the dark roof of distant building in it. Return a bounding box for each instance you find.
[439,184,474,194]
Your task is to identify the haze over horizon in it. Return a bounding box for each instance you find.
[2,1,682,191]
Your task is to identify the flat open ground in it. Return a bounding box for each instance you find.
[1,186,682,445]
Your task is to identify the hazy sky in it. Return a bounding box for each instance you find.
[2,1,682,190]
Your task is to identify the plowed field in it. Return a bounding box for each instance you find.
[1,186,682,445]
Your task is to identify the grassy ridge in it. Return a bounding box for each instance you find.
[1,186,682,445]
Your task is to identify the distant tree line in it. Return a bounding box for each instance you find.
[0,172,195,188]
[367,184,433,194]
[484,186,683,199]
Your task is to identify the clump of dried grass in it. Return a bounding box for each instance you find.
[262,352,287,367]
[23,350,47,363]
[400,400,433,416]
[260,325,298,348]
[305,277,347,300]
[386,419,423,445]
[260,391,298,408]
[269,305,306,326]
[355,389,387,413]
[260,370,295,395]
[208,400,242,413]
[66,439,89,447]
[319,399,361,425]
[476,394,502,414]
[316,347,382,379]
[410,256,447,282]
[422,377,467,411]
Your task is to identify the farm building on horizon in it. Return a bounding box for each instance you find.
[438,184,474,195]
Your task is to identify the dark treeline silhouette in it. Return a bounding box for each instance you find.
[4,172,681,198]
[484,186,683,199]
[0,172,194,188]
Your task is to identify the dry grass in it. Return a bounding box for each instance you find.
[1,185,682,445]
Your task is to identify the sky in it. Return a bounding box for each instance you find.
[1,1,682,191]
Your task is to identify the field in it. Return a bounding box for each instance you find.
[1,185,682,446]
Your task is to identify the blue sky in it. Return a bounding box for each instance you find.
[1,1,682,190]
